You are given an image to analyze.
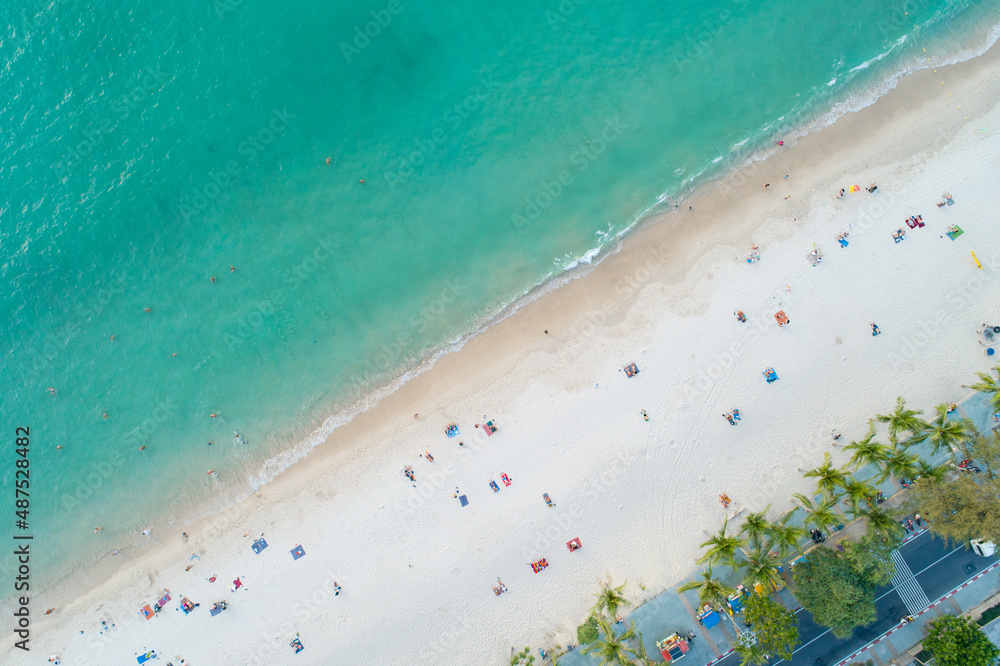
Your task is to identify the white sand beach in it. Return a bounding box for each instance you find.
[10,44,1000,666]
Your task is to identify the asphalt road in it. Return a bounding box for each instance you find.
[714,530,998,666]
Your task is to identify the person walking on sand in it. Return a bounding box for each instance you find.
[871,323,881,336]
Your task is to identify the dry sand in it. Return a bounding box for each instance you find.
[9,42,1000,666]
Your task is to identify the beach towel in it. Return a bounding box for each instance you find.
[290,638,304,653]
[210,603,226,617]
[290,545,305,560]
[458,495,469,507]
[501,473,511,486]
[530,558,549,573]
[252,538,268,554]
[567,537,582,551]
[140,605,154,620]
[543,493,555,507]
[483,421,496,435]
[849,185,860,193]
[947,226,964,240]
[232,578,243,592]
[136,650,157,663]
[489,480,499,493]
[157,591,171,607]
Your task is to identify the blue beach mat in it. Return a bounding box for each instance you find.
[136,650,157,664]
[458,495,469,507]
[290,545,305,560]
[252,538,268,554]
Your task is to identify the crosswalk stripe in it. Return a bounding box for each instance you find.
[890,549,930,613]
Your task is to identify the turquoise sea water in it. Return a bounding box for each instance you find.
[2,0,999,593]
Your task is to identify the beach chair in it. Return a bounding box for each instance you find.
[774,311,789,326]
[251,538,268,555]
[567,537,582,552]
[290,545,305,560]
[489,480,500,492]
[543,493,555,507]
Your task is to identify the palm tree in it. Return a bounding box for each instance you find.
[879,444,920,484]
[678,565,733,607]
[920,404,973,456]
[858,506,901,536]
[593,580,631,621]
[967,366,1000,412]
[793,493,842,533]
[739,545,784,591]
[802,453,848,499]
[915,458,947,483]
[766,510,807,558]
[698,517,746,571]
[876,397,928,442]
[842,423,890,472]
[738,506,772,549]
[581,618,639,665]
[840,476,878,511]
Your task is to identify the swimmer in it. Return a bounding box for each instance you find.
[230,265,236,272]
[210,413,217,418]
[94,527,103,534]
[359,179,365,184]
[210,276,216,282]
[109,335,115,341]
[138,446,146,451]
[48,387,57,395]
[171,353,177,356]
[145,307,152,312]
[56,445,62,450]
[325,157,331,165]
[103,412,109,419]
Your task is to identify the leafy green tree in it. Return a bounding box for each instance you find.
[581,618,639,665]
[967,366,1000,413]
[924,615,1000,666]
[856,506,902,540]
[961,431,1000,481]
[793,547,876,638]
[698,517,746,571]
[842,529,902,586]
[734,641,771,666]
[876,397,928,442]
[921,404,972,456]
[593,580,631,621]
[738,506,772,549]
[742,593,799,660]
[843,424,890,472]
[577,615,600,645]
[907,473,1000,544]
[678,566,733,607]
[802,453,848,499]
[510,646,536,666]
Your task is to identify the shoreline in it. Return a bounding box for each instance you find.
[10,33,1000,665]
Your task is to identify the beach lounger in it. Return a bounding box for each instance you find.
[290,545,306,560]
[489,480,500,492]
[140,605,154,620]
[458,494,469,507]
[530,558,549,573]
[252,538,268,554]
[136,650,157,664]
[501,473,511,486]
[543,493,555,507]
[567,537,582,552]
